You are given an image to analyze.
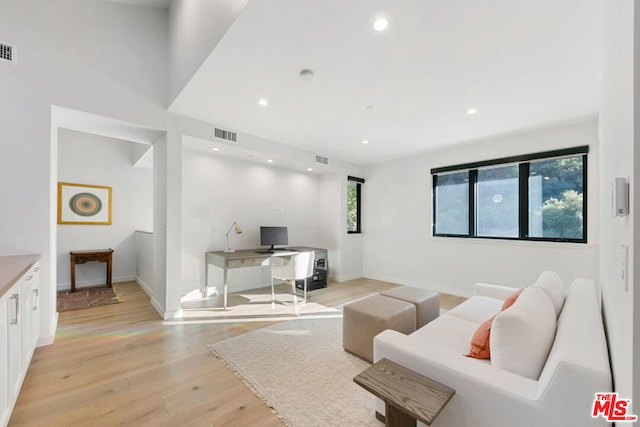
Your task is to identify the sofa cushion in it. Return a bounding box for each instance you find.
[501,288,524,311]
[411,314,482,357]
[446,295,503,325]
[466,290,523,359]
[490,287,557,379]
[530,271,565,317]
[466,315,496,359]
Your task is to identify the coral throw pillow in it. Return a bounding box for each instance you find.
[501,289,524,311]
[466,315,496,359]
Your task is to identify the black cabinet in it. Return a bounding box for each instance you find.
[295,250,328,291]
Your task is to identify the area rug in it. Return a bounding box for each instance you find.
[208,316,381,427]
[56,285,124,312]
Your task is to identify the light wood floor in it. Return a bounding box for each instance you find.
[10,279,466,427]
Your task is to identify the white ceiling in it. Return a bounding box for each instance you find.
[170,0,604,166]
[104,0,170,9]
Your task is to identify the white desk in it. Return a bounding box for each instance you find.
[204,247,327,309]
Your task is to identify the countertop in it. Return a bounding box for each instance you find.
[0,254,41,298]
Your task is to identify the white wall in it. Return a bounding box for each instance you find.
[319,170,366,282]
[168,0,249,103]
[634,2,640,407]
[182,149,325,295]
[0,0,168,343]
[174,112,365,293]
[318,173,342,280]
[363,119,599,297]
[599,0,638,404]
[135,231,154,295]
[56,129,153,289]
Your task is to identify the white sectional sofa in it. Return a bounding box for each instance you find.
[373,272,612,427]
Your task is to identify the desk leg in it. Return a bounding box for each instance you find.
[223,267,228,310]
[203,255,208,298]
[70,257,76,293]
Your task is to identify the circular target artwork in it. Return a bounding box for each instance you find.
[69,192,103,216]
[58,182,112,225]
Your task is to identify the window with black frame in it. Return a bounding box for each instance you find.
[432,146,588,243]
[348,176,365,233]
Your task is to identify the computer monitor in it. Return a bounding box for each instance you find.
[260,226,288,251]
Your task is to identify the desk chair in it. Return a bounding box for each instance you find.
[271,251,315,305]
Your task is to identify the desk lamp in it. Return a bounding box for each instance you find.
[225,221,242,252]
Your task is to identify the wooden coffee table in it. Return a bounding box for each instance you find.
[354,358,455,427]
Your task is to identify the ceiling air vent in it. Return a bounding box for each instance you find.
[315,155,329,165]
[214,127,238,143]
[0,42,16,64]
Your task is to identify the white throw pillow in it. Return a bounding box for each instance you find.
[530,271,565,317]
[490,287,557,379]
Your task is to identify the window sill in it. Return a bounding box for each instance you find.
[429,235,595,250]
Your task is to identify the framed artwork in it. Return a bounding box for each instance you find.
[58,182,112,225]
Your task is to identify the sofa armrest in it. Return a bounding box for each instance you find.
[373,330,608,427]
[474,283,520,301]
[373,330,543,427]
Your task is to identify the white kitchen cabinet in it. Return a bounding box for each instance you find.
[6,285,21,402]
[0,256,40,427]
[0,289,8,427]
[28,265,40,350]
[20,264,39,364]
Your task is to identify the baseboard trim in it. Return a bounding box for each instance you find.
[135,277,153,296]
[150,296,165,318]
[149,296,182,320]
[37,311,58,347]
[57,275,136,291]
[331,273,362,283]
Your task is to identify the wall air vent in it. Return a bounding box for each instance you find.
[315,155,329,165]
[0,42,16,64]
[214,127,238,143]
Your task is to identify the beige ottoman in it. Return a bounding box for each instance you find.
[343,295,416,362]
[381,286,439,328]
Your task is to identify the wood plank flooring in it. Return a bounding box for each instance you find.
[10,279,466,427]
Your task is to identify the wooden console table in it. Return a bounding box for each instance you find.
[69,249,113,292]
[354,358,455,427]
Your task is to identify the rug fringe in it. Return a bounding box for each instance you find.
[112,284,126,303]
[207,345,293,427]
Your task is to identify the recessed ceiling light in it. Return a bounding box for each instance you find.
[467,108,478,115]
[267,159,274,163]
[212,147,220,152]
[307,168,313,172]
[362,140,369,145]
[373,17,389,31]
[258,98,269,107]
[299,69,314,80]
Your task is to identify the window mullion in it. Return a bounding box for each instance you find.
[469,169,478,237]
[519,163,529,239]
